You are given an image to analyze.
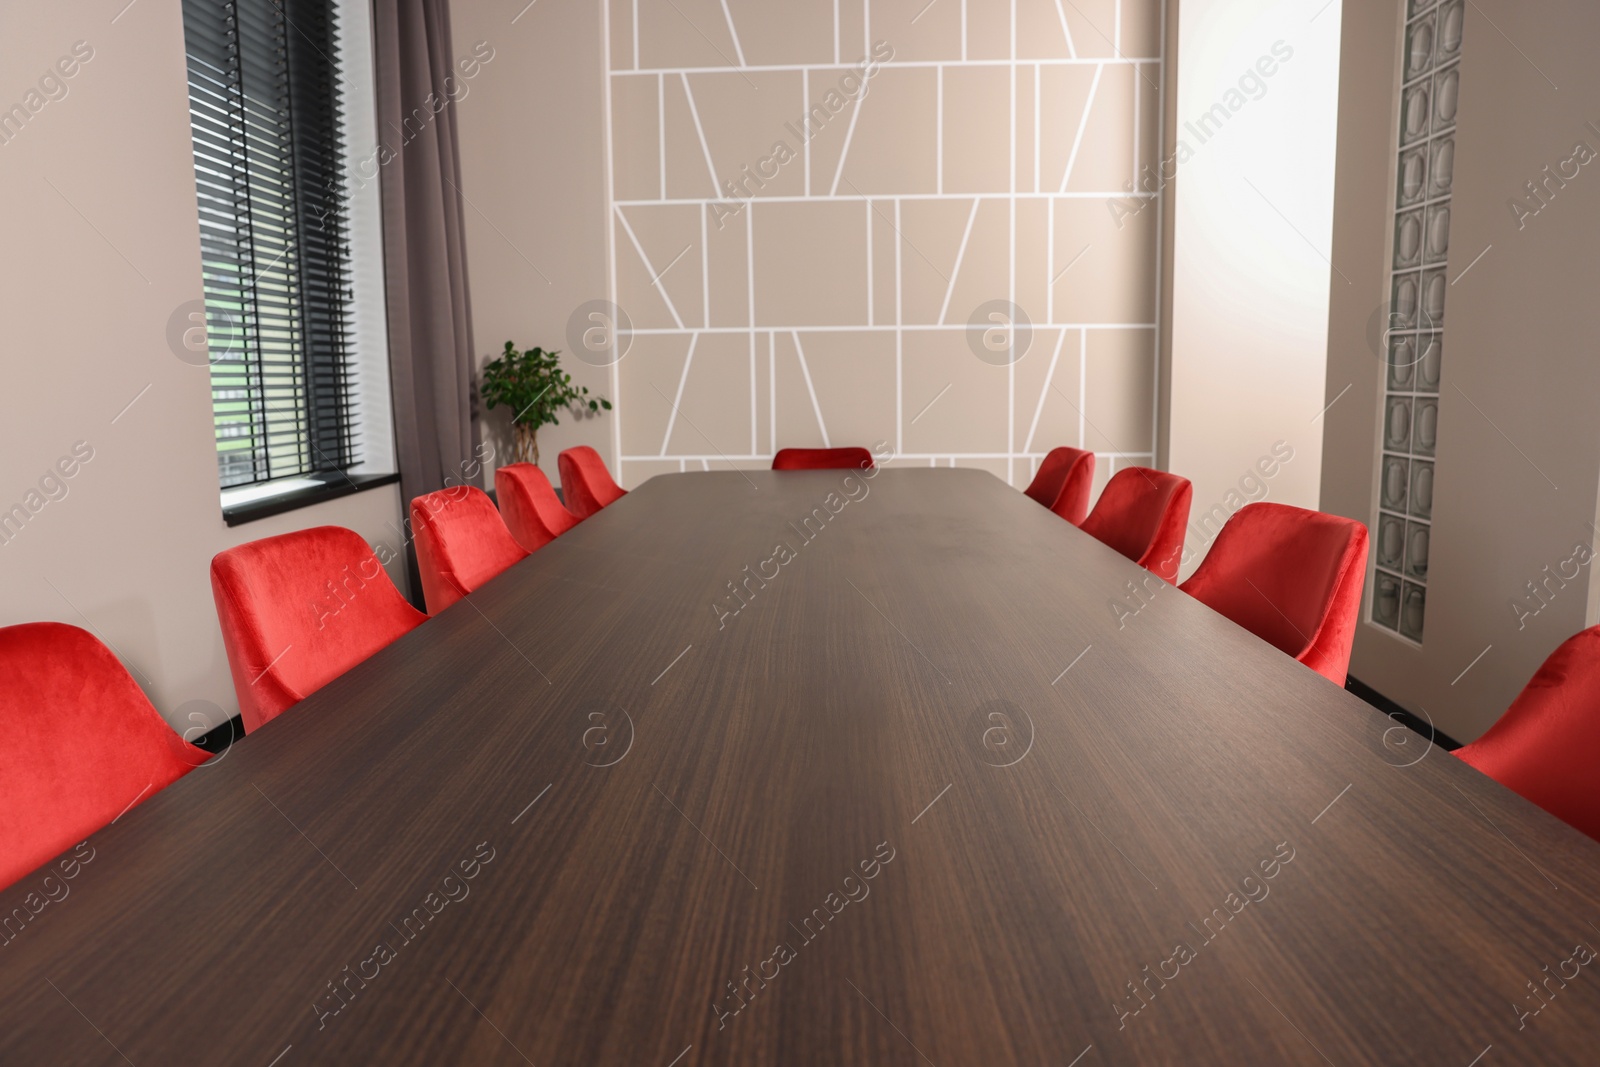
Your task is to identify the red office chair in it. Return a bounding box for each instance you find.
[211,526,426,733]
[1457,626,1600,842]
[0,622,203,888]
[1024,446,1096,525]
[495,463,578,553]
[1178,503,1369,685]
[1078,467,1192,583]
[771,446,875,471]
[411,486,530,614]
[558,446,627,521]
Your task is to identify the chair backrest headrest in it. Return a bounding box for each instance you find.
[0,621,199,887]
[494,463,577,551]
[210,525,424,730]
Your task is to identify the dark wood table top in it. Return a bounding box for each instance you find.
[3,468,1598,1066]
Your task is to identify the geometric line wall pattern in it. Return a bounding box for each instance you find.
[604,0,1164,494]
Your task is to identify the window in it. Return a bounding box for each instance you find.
[1370,0,1461,643]
[181,0,361,499]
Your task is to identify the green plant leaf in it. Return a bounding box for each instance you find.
[477,343,614,429]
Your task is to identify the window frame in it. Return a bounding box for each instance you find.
[182,0,386,523]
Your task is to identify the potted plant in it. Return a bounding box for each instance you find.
[480,342,612,465]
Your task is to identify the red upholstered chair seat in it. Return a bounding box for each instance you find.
[1024,446,1095,525]
[771,446,875,471]
[1457,626,1600,842]
[211,526,426,733]
[1078,467,1193,583]
[411,486,529,614]
[1179,502,1369,685]
[494,463,578,553]
[0,622,203,888]
[558,446,627,521]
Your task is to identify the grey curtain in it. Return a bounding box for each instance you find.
[372,0,478,604]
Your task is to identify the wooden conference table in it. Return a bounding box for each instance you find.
[3,469,1599,1065]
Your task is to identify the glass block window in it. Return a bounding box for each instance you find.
[1372,0,1460,642]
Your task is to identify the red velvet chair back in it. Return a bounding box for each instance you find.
[1024,446,1096,525]
[494,463,578,553]
[411,486,530,614]
[211,526,426,733]
[0,622,202,888]
[1078,467,1192,582]
[1457,626,1600,842]
[771,446,875,471]
[558,446,627,520]
[1178,503,1369,684]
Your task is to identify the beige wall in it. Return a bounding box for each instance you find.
[451,0,616,483]
[1322,0,1600,742]
[0,0,404,734]
[456,0,1165,496]
[1165,0,1342,579]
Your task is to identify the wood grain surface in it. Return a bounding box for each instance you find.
[2,468,1598,1066]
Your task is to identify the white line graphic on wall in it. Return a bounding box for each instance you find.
[605,0,1163,487]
